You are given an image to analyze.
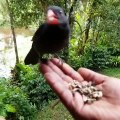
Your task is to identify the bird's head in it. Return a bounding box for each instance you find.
[47,6,68,25]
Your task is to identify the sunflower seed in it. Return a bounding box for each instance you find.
[68,80,103,104]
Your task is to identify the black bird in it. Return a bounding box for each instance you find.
[24,6,70,65]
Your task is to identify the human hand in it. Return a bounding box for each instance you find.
[40,58,120,120]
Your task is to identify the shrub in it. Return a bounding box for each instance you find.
[68,55,82,70]
[108,47,120,56]
[0,78,37,120]
[68,38,82,70]
[109,56,120,67]
[80,46,111,70]
[16,63,57,110]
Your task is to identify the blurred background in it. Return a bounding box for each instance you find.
[0,0,120,120]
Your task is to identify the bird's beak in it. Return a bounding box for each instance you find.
[47,10,59,24]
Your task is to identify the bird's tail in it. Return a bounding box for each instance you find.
[24,47,39,65]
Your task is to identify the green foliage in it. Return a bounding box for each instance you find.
[81,46,111,70]
[108,47,120,57]
[16,63,57,110]
[68,38,82,70]
[68,54,81,70]
[0,78,37,120]
[69,37,114,70]
[69,40,112,70]
[109,56,120,68]
[0,0,9,26]
[8,0,65,28]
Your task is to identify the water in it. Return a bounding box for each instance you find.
[0,33,32,78]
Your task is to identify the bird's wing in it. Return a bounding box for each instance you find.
[31,24,46,41]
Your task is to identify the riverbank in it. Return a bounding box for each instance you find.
[0,31,33,78]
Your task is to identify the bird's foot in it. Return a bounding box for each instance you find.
[54,54,64,66]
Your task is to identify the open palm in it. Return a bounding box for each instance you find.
[40,58,120,120]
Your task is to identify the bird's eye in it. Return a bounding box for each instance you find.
[59,10,63,14]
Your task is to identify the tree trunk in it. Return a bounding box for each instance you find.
[84,18,91,43]
[63,0,78,62]
[6,0,19,64]
[69,0,78,30]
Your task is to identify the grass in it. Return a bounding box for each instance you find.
[37,67,120,120]
[101,67,120,78]
[37,100,73,120]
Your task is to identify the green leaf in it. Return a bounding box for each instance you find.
[0,109,7,117]
[5,104,16,113]
[17,63,32,73]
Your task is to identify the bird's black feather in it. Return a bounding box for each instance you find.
[24,6,70,65]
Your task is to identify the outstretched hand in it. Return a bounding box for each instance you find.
[40,58,120,120]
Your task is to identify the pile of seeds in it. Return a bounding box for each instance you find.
[69,80,103,104]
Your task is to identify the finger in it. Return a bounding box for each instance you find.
[44,72,74,109]
[78,68,108,84]
[40,63,53,74]
[40,63,72,83]
[73,92,84,111]
[51,58,84,82]
[47,60,65,77]
[47,61,72,83]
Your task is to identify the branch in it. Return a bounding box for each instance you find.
[74,20,82,34]
[68,0,78,24]
[6,0,19,64]
[64,0,67,15]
